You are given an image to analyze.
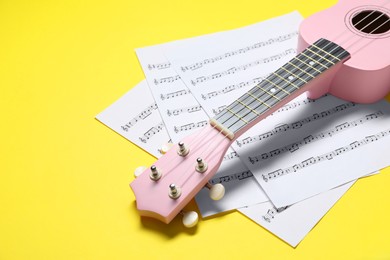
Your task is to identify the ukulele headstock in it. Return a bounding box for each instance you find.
[130,123,231,226]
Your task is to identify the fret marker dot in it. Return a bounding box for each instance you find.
[288,76,294,80]
[309,61,315,66]
[270,88,276,93]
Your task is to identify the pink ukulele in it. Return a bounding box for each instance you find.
[131,0,390,227]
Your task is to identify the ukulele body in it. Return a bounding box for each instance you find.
[298,0,390,102]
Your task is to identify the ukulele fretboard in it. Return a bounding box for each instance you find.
[211,38,350,136]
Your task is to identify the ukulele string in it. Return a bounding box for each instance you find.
[343,9,390,52]
[340,0,390,45]
[346,19,390,56]
[331,0,390,47]
[218,40,344,130]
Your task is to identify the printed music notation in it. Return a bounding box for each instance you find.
[181,32,298,72]
[160,89,191,100]
[249,111,383,165]
[212,105,227,115]
[210,170,254,185]
[174,120,208,133]
[190,49,296,86]
[120,102,158,132]
[167,105,202,117]
[201,76,265,100]
[147,62,171,70]
[139,122,165,143]
[262,206,290,223]
[96,80,171,158]
[153,75,181,85]
[223,150,238,161]
[236,101,355,147]
[260,128,390,182]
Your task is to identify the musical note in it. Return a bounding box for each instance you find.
[210,170,254,185]
[147,62,171,70]
[160,89,191,100]
[212,105,227,115]
[120,102,158,132]
[262,206,290,223]
[153,75,181,85]
[201,76,266,100]
[166,105,202,117]
[139,122,165,143]
[180,32,298,72]
[249,111,384,167]
[223,150,238,161]
[235,101,356,147]
[174,120,208,133]
[261,128,390,182]
[190,49,296,86]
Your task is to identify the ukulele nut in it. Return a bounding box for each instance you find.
[177,142,190,156]
[149,165,162,181]
[195,157,208,173]
[168,183,182,199]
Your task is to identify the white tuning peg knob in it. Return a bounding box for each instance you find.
[209,183,225,201]
[134,166,146,178]
[182,211,198,228]
[160,142,174,154]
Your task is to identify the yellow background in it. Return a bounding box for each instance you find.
[1,0,389,259]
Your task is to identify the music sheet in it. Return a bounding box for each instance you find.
[231,94,390,207]
[96,80,171,158]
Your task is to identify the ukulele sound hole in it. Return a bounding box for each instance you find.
[352,10,390,34]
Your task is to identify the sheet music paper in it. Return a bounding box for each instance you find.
[136,46,209,143]
[164,12,302,117]
[238,170,380,247]
[232,94,390,207]
[238,180,355,247]
[96,80,171,158]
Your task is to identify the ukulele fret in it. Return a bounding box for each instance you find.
[213,38,351,136]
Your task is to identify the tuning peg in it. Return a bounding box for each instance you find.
[134,166,146,178]
[181,211,198,228]
[149,165,162,181]
[205,183,225,201]
[177,142,190,156]
[195,157,208,173]
[168,183,181,199]
[160,142,174,154]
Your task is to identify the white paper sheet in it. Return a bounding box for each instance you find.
[232,94,390,207]
[238,180,355,247]
[96,80,171,158]
[164,12,302,117]
[237,170,380,247]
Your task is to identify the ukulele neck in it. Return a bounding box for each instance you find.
[210,38,351,140]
